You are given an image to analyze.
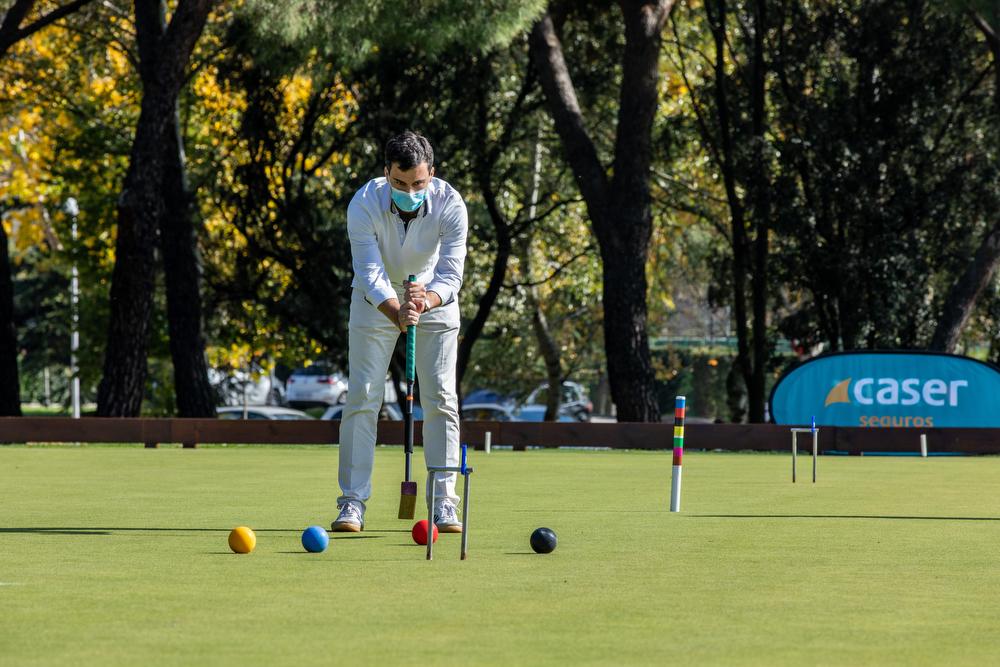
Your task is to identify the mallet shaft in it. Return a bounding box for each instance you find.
[812,430,817,483]
[426,471,435,561]
[792,431,797,483]
[461,469,471,560]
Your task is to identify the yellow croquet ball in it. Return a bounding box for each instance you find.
[228,526,256,554]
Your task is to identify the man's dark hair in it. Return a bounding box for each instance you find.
[384,131,434,171]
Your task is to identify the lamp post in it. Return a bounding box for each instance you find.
[64,197,80,419]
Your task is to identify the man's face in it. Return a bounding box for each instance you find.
[385,162,434,193]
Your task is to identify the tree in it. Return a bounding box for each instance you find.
[97,0,215,416]
[671,0,773,422]
[530,0,677,421]
[521,134,564,420]
[930,3,1000,351]
[668,0,998,419]
[0,0,98,415]
[767,1,997,355]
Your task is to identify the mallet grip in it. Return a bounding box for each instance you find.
[405,274,416,382]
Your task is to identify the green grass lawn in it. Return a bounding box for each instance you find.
[2,446,999,666]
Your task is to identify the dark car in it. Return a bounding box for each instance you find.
[461,402,517,421]
[521,381,593,422]
[463,388,516,407]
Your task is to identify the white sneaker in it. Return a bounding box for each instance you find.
[433,501,462,533]
[331,500,365,532]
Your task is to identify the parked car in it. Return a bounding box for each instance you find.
[521,381,593,422]
[209,367,286,407]
[286,364,348,409]
[463,388,516,408]
[461,402,517,421]
[217,406,314,420]
[514,405,577,422]
[322,403,422,421]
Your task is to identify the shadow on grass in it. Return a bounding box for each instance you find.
[510,509,662,513]
[204,552,418,561]
[697,514,1000,521]
[0,527,418,539]
[0,528,112,535]
[363,529,411,533]
[0,527,304,535]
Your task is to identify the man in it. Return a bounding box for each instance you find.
[332,131,467,533]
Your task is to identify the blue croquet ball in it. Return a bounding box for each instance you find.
[530,527,557,554]
[301,525,330,553]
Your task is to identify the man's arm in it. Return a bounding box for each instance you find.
[347,198,395,305]
[347,197,403,329]
[378,298,420,333]
[424,194,468,308]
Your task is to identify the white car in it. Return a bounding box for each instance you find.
[321,403,407,421]
[217,406,314,420]
[209,367,285,407]
[286,364,348,409]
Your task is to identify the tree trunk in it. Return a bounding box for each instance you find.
[530,1,674,422]
[599,238,660,419]
[522,252,562,420]
[456,60,517,389]
[97,134,161,416]
[707,0,754,417]
[531,300,563,421]
[160,103,216,416]
[0,221,22,415]
[455,227,510,388]
[930,223,1000,352]
[97,0,214,416]
[725,359,747,423]
[706,0,770,422]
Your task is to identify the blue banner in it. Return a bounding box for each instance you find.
[770,352,1000,428]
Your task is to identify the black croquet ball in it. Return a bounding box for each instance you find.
[530,527,557,554]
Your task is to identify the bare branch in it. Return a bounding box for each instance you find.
[0,0,95,58]
[510,196,582,237]
[669,10,725,171]
[503,245,594,289]
[971,12,998,47]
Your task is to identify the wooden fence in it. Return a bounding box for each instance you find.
[1,418,998,454]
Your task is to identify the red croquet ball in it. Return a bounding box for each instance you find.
[411,519,439,545]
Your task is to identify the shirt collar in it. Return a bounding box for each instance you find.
[423,179,434,216]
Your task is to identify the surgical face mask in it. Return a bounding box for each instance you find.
[390,186,427,213]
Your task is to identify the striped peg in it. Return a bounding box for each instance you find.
[670,395,686,512]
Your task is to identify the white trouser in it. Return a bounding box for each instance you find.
[338,287,461,509]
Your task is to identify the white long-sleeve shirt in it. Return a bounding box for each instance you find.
[347,176,467,308]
